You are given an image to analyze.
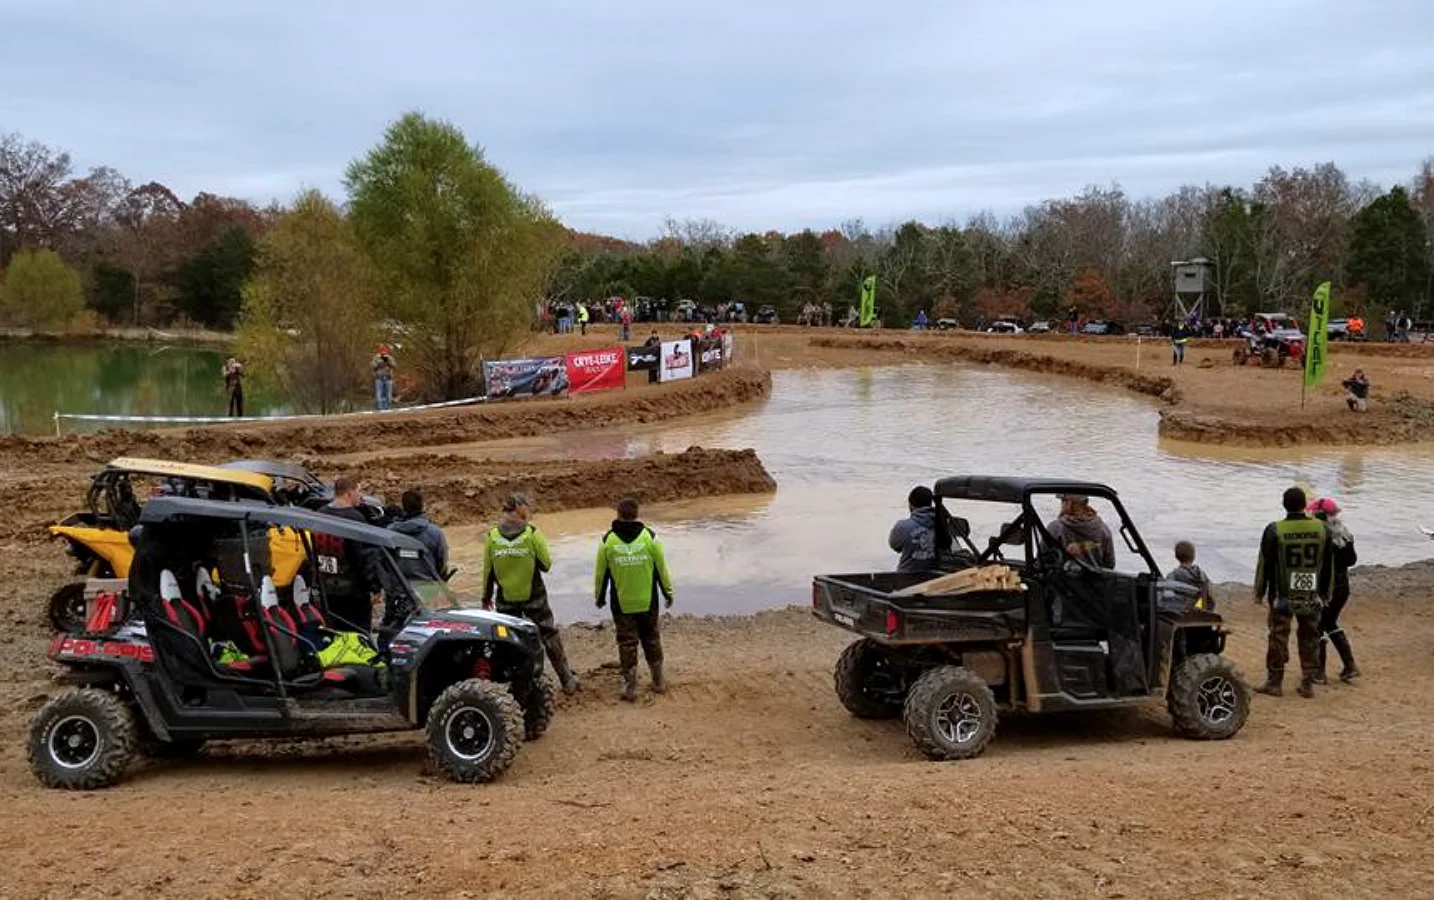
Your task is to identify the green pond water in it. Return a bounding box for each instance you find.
[0,341,286,435]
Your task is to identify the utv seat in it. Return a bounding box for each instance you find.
[158,570,268,677]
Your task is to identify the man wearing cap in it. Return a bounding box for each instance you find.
[889,486,938,573]
[482,493,581,694]
[1253,486,1334,698]
[372,344,396,411]
[1045,494,1116,569]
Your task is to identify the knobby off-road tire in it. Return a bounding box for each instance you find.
[426,679,524,783]
[1232,347,1248,366]
[834,639,905,719]
[903,666,998,761]
[1167,653,1251,741]
[28,688,139,789]
[519,675,556,741]
[48,583,87,634]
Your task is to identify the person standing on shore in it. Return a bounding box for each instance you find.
[1171,321,1191,365]
[578,301,590,336]
[372,344,396,411]
[1307,497,1360,683]
[595,497,675,701]
[1253,486,1332,698]
[222,357,245,418]
[481,493,581,694]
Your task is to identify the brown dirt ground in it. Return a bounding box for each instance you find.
[2,563,1432,898]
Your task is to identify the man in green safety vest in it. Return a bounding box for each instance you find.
[482,493,581,694]
[594,497,675,702]
[1253,486,1333,698]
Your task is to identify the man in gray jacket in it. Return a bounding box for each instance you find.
[890,486,938,573]
[388,489,449,576]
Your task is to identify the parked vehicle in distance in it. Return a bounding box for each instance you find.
[754,305,780,325]
[986,317,1024,335]
[1135,324,1161,338]
[935,318,960,331]
[1081,321,1126,335]
[1327,319,1350,340]
[1028,321,1052,334]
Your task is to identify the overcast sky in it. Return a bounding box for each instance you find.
[4,0,1432,238]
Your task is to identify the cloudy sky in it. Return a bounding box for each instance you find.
[4,0,1432,237]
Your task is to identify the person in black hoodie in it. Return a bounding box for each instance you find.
[317,474,386,632]
[889,486,937,573]
[387,489,448,576]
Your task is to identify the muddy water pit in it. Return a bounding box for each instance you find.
[420,365,1434,622]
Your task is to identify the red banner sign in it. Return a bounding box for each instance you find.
[565,347,626,394]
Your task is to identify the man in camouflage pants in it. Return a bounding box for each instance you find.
[1253,486,1332,698]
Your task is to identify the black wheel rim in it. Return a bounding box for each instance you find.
[54,585,86,630]
[49,715,102,769]
[1196,676,1238,726]
[444,706,496,761]
[934,691,984,745]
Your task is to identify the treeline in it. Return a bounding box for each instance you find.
[0,133,272,329]
[552,162,1434,326]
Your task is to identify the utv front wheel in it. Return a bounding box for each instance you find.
[28,688,138,789]
[1168,654,1250,741]
[903,666,998,761]
[426,679,524,783]
[48,583,87,634]
[834,639,905,719]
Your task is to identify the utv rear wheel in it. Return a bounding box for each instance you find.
[48,583,87,634]
[426,679,524,783]
[1168,654,1250,741]
[28,688,138,789]
[834,639,905,719]
[903,666,998,761]
[519,675,556,741]
[1232,347,1248,366]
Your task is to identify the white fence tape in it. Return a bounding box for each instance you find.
[53,395,487,435]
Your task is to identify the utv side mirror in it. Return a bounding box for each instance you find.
[949,516,971,539]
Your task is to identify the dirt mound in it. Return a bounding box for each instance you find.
[0,367,772,468]
[1159,392,1434,447]
[810,336,1179,402]
[356,447,775,527]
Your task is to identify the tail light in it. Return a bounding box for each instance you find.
[885,610,900,637]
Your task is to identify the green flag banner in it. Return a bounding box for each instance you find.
[1304,281,1331,388]
[859,275,877,328]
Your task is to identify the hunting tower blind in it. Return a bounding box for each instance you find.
[1169,258,1215,321]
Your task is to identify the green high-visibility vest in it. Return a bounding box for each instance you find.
[1274,518,1327,611]
[483,525,551,604]
[594,528,674,614]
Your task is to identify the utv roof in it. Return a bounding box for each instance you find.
[933,476,1119,504]
[106,457,273,492]
[221,459,322,485]
[138,496,423,551]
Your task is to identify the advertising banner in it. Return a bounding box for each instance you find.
[483,357,569,399]
[565,347,626,395]
[660,340,694,383]
[698,338,723,372]
[626,344,660,371]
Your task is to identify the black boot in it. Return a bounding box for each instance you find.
[1254,671,1283,697]
[650,662,666,694]
[1296,675,1316,698]
[1312,639,1329,685]
[1329,629,1360,682]
[619,668,638,702]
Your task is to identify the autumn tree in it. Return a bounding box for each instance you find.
[0,248,84,327]
[346,113,561,399]
[238,191,376,413]
[1064,267,1118,320]
[1346,186,1430,311]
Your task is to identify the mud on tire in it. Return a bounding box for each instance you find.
[425,679,524,783]
[1168,653,1250,741]
[519,675,556,741]
[903,666,998,761]
[28,688,139,790]
[834,639,905,719]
